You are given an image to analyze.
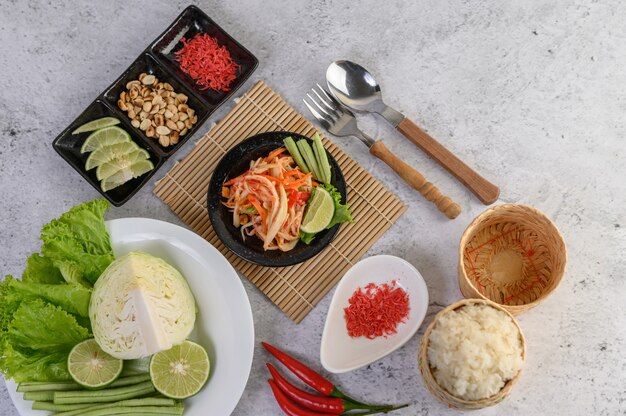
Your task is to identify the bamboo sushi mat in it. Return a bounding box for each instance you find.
[154,81,406,323]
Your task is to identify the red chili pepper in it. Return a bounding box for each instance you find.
[262,342,370,405]
[268,379,335,416]
[262,342,335,395]
[267,363,395,414]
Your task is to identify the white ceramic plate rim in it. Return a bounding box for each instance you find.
[6,218,254,416]
[320,254,429,373]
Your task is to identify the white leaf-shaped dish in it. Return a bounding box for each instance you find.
[320,255,429,373]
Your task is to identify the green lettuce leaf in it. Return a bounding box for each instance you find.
[0,342,72,382]
[22,254,64,284]
[6,299,90,351]
[0,199,111,382]
[2,276,91,317]
[0,277,17,332]
[0,299,90,382]
[41,199,114,285]
[299,230,316,245]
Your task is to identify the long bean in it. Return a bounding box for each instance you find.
[54,381,155,404]
[32,401,91,412]
[19,374,151,393]
[54,398,178,416]
[23,391,54,401]
[108,373,151,387]
[60,405,184,416]
[18,381,80,392]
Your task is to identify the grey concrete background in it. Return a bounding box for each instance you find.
[1,0,625,415]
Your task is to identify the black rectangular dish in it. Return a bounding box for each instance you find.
[102,53,211,158]
[52,5,259,206]
[151,5,259,106]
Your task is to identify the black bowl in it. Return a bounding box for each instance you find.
[207,131,347,267]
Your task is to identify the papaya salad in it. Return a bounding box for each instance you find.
[222,134,353,251]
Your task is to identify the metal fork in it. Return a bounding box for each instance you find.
[304,85,461,219]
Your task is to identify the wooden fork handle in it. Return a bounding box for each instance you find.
[396,118,500,205]
[369,141,461,219]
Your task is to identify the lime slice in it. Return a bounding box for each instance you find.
[300,187,335,234]
[85,142,139,170]
[100,160,154,192]
[96,149,150,180]
[149,340,210,399]
[68,339,123,389]
[72,117,120,135]
[80,126,131,153]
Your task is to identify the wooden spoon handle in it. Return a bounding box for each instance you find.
[396,118,500,205]
[369,141,461,219]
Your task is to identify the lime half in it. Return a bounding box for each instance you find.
[96,149,150,180]
[100,160,154,192]
[149,340,210,399]
[68,339,123,389]
[72,117,120,135]
[85,142,139,170]
[300,187,335,234]
[80,126,131,153]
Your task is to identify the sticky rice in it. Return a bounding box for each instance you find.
[427,303,523,401]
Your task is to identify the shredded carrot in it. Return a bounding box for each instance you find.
[344,281,410,339]
[221,151,313,251]
[266,147,286,161]
[255,174,282,183]
[248,195,267,226]
[284,170,303,178]
[284,175,312,188]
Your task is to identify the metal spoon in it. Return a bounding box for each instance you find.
[326,60,500,205]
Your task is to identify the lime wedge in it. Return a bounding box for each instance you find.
[149,340,210,399]
[96,149,150,180]
[80,126,131,153]
[68,339,123,389]
[85,142,139,170]
[300,187,335,234]
[100,160,154,192]
[72,117,120,135]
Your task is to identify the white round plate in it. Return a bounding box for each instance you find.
[320,255,428,373]
[7,218,254,416]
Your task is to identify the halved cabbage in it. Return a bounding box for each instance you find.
[89,251,196,359]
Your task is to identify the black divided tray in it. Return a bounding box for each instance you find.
[53,5,258,206]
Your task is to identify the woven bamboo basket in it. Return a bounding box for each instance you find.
[418,299,526,410]
[458,204,566,315]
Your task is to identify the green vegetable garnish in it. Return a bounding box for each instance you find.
[40,199,114,285]
[1,276,91,317]
[0,199,113,382]
[296,139,323,181]
[0,299,91,381]
[22,254,65,285]
[312,133,331,184]
[283,137,309,173]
